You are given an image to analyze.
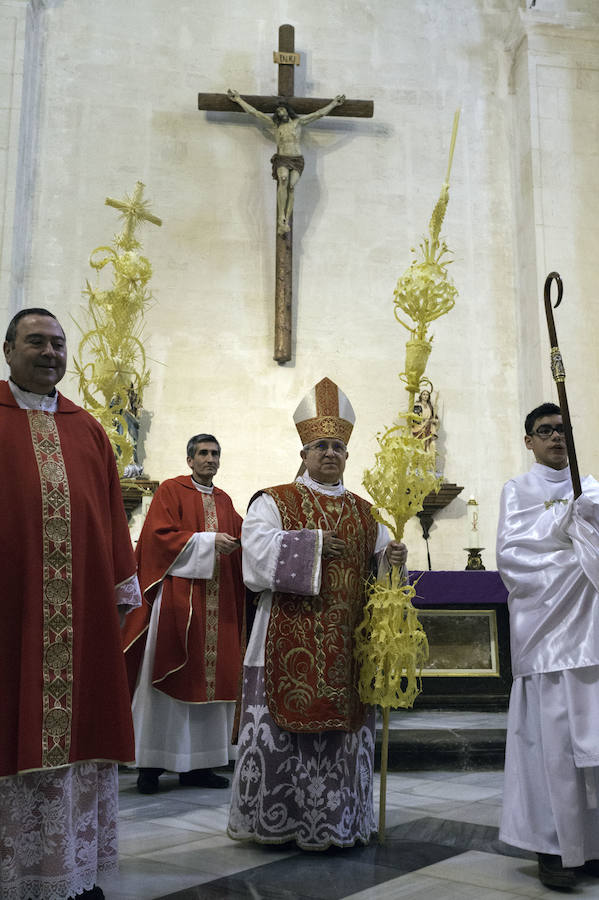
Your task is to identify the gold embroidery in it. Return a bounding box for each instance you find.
[28,411,73,768]
[45,516,69,542]
[201,493,220,702]
[264,484,377,731]
[314,377,340,417]
[46,679,68,701]
[47,487,66,509]
[41,459,65,483]
[44,707,70,737]
[544,498,568,509]
[45,641,71,670]
[297,416,353,445]
[45,578,69,602]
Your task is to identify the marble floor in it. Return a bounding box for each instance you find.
[102,713,599,899]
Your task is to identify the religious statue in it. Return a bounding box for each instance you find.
[412,388,439,455]
[227,89,345,235]
[122,382,143,478]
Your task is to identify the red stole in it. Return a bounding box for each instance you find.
[0,381,137,776]
[264,482,378,732]
[123,476,244,702]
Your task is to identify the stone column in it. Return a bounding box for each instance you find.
[506,4,599,452]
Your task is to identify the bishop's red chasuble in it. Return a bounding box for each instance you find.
[123,476,244,702]
[0,381,137,778]
[263,482,378,732]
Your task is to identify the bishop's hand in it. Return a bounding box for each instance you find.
[322,530,346,559]
[386,540,408,568]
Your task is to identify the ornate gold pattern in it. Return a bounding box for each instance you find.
[44,707,70,737]
[33,415,54,435]
[27,411,73,768]
[550,346,566,383]
[296,416,353,446]
[47,487,66,509]
[41,459,66,483]
[45,578,70,603]
[47,679,68,701]
[45,516,69,542]
[314,377,339,417]
[201,492,220,702]
[264,483,377,732]
[45,641,71,670]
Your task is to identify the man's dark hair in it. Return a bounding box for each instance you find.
[5,308,60,345]
[272,101,298,125]
[525,402,561,435]
[187,434,221,458]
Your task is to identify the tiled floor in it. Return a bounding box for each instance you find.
[102,713,599,899]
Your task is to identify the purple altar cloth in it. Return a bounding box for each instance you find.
[409,570,508,606]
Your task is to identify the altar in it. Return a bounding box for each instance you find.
[409,570,511,710]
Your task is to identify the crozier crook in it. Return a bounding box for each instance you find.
[543,271,581,498]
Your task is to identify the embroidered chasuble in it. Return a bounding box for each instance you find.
[262,482,378,732]
[123,475,244,703]
[0,380,138,778]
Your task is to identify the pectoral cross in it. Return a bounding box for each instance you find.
[198,24,373,363]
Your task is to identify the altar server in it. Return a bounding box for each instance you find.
[497,402,599,889]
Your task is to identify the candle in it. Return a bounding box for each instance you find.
[466,495,480,547]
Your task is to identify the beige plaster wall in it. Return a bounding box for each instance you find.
[2,0,596,571]
[508,5,599,496]
[0,0,27,325]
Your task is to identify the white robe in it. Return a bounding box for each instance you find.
[132,481,236,771]
[497,463,599,866]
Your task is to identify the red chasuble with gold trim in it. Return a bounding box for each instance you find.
[0,381,137,778]
[263,482,378,733]
[123,476,244,703]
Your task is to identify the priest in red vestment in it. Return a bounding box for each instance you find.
[0,309,141,900]
[123,434,245,794]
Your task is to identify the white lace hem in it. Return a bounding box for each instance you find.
[0,761,118,899]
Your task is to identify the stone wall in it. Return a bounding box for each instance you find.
[2,0,597,570]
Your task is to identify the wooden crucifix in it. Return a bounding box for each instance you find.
[198,24,373,363]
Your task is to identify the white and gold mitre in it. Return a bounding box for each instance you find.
[293,377,355,446]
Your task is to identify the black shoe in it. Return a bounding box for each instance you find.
[178,768,230,789]
[70,888,105,899]
[538,853,576,889]
[136,767,164,794]
[582,859,599,876]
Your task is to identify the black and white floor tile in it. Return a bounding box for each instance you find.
[103,713,599,899]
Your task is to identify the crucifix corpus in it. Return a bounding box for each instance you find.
[198,24,374,364]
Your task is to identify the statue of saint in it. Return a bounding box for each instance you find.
[227,90,345,235]
[412,388,439,455]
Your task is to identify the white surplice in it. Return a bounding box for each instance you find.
[497,463,599,866]
[132,480,236,771]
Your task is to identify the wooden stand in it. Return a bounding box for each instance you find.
[120,478,159,520]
